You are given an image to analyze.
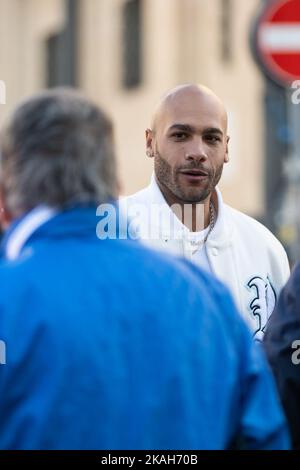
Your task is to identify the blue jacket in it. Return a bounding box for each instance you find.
[0,206,289,449]
[264,263,300,450]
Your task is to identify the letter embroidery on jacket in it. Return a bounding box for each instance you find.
[247,277,276,341]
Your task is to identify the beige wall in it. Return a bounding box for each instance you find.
[79,0,265,216]
[0,0,265,216]
[0,0,65,124]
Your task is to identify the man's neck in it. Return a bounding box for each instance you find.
[155,178,212,232]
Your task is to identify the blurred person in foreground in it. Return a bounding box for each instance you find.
[0,89,289,450]
[123,84,290,341]
[264,264,300,450]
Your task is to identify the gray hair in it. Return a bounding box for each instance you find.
[0,88,119,215]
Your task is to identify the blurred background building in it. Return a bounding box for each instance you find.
[0,0,295,258]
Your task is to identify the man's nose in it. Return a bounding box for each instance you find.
[184,139,208,161]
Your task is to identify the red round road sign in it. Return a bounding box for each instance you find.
[256,0,300,86]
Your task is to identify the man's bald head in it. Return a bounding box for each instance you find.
[151,84,228,135]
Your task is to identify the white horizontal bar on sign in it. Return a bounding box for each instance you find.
[259,23,300,52]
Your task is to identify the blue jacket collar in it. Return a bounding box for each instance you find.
[1,202,132,261]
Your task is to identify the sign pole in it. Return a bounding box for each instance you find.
[288,88,300,261]
[276,88,300,262]
[253,0,300,263]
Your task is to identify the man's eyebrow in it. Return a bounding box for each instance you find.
[168,124,195,133]
[168,124,224,136]
[203,127,224,136]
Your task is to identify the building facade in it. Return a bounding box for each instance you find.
[0,0,266,217]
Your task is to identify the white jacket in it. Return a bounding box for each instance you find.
[122,176,290,339]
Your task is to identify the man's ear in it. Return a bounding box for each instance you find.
[224,135,230,163]
[145,128,154,158]
[115,178,122,198]
[0,188,12,231]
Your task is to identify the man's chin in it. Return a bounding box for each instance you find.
[177,188,211,203]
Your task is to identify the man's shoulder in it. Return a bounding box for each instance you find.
[225,203,286,254]
[0,231,241,343]
[0,246,48,291]
[0,229,223,304]
[120,237,219,291]
[282,262,300,302]
[120,185,151,206]
[137,245,243,334]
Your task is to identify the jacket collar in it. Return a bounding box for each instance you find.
[1,206,58,261]
[1,202,132,261]
[147,174,233,247]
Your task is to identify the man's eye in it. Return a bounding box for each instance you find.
[171,132,188,140]
[205,135,221,143]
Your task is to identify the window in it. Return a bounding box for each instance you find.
[122,0,142,88]
[220,0,232,63]
[46,0,78,87]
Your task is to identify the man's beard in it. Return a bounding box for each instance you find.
[154,151,224,203]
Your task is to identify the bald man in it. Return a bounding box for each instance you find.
[122,84,290,340]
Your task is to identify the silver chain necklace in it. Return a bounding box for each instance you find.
[204,200,216,243]
[189,201,216,253]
